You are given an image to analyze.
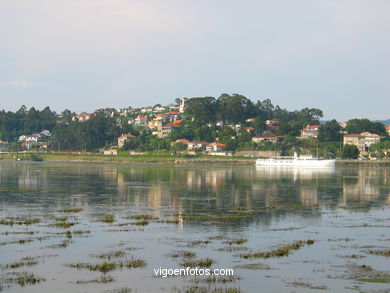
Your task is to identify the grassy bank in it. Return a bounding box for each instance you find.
[0,152,257,164]
[1,152,390,166]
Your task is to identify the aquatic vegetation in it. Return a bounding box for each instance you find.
[68,258,146,273]
[216,246,248,252]
[239,240,315,259]
[170,251,196,259]
[0,217,40,226]
[207,235,227,240]
[188,240,211,247]
[48,239,72,249]
[127,214,156,220]
[288,280,327,290]
[72,230,91,236]
[3,272,45,287]
[131,220,149,226]
[76,275,115,284]
[234,263,272,270]
[59,208,83,213]
[99,215,116,224]
[368,249,390,257]
[180,258,214,268]
[191,275,240,284]
[94,251,126,260]
[222,238,247,246]
[50,222,77,229]
[2,257,38,269]
[125,258,146,269]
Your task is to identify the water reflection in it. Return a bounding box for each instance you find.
[0,162,389,214]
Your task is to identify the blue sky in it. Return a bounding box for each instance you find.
[0,0,389,121]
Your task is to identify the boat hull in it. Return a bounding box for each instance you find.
[256,159,336,167]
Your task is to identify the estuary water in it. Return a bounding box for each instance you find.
[0,162,389,293]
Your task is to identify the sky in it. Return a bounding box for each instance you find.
[0,0,389,121]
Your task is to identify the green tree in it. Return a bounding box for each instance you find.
[318,120,342,142]
[342,144,359,159]
[184,97,216,123]
[346,119,386,136]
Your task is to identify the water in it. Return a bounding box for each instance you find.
[0,162,389,293]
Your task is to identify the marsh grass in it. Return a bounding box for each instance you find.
[368,249,390,257]
[222,238,247,246]
[170,251,196,259]
[180,258,214,268]
[4,272,45,287]
[93,251,126,260]
[131,220,149,226]
[68,258,145,273]
[234,263,272,270]
[76,275,114,284]
[0,217,40,226]
[2,257,39,270]
[239,240,315,259]
[99,215,116,224]
[59,208,83,213]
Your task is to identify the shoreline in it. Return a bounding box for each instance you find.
[1,153,390,166]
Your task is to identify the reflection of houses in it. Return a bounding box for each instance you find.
[342,169,380,202]
[343,132,382,153]
[252,134,281,144]
[300,125,320,139]
[300,188,318,207]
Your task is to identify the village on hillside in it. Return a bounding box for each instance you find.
[0,96,389,160]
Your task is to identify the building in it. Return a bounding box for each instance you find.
[179,98,188,113]
[118,133,136,148]
[265,120,279,131]
[72,112,92,122]
[100,148,118,155]
[206,142,225,152]
[188,141,209,150]
[135,115,148,126]
[252,134,281,144]
[386,125,390,136]
[157,123,181,138]
[300,125,320,139]
[343,132,383,153]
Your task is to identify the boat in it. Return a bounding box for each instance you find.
[255,152,336,167]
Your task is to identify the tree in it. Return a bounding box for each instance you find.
[184,97,217,123]
[318,120,342,142]
[346,119,386,136]
[216,94,257,123]
[171,142,187,152]
[342,144,359,159]
[252,117,266,134]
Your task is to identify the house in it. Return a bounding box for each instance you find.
[246,118,255,123]
[188,141,209,150]
[141,107,153,113]
[206,142,225,152]
[72,112,92,122]
[386,125,390,136]
[40,130,51,137]
[300,125,320,139]
[266,120,279,131]
[21,141,37,149]
[99,148,118,155]
[179,98,188,113]
[36,142,49,149]
[135,115,148,126]
[118,133,136,148]
[153,106,166,112]
[343,132,383,153]
[157,123,181,138]
[252,134,281,144]
[244,126,255,132]
[19,134,41,143]
[171,139,191,147]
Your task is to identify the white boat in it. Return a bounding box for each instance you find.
[256,152,336,168]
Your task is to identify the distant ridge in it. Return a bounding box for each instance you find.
[376,119,390,125]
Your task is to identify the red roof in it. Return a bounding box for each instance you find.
[155,113,165,117]
[137,116,148,120]
[172,139,190,145]
[245,126,255,130]
[172,120,183,125]
[207,142,225,147]
[344,134,362,137]
[386,125,390,129]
